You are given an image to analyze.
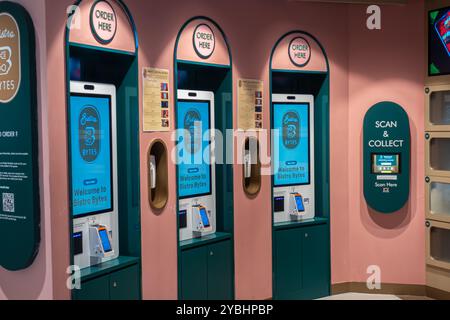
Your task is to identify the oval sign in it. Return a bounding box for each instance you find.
[289,37,311,68]
[363,102,410,214]
[90,0,117,45]
[79,105,101,162]
[193,24,215,59]
[184,108,202,154]
[0,12,20,103]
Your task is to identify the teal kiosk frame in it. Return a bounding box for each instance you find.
[270,31,331,300]
[65,0,141,300]
[174,17,235,300]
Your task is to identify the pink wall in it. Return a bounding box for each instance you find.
[347,1,426,285]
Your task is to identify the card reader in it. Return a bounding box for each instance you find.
[289,193,306,217]
[89,225,114,259]
[192,205,213,235]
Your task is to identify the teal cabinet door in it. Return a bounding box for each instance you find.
[301,225,330,299]
[109,265,140,300]
[73,276,110,300]
[181,246,208,300]
[274,228,303,300]
[207,240,233,300]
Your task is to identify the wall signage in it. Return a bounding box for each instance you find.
[237,79,264,131]
[193,24,215,59]
[288,37,311,67]
[363,102,410,214]
[90,0,117,45]
[0,2,39,271]
[142,67,170,132]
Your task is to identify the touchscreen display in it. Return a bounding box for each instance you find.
[199,208,210,228]
[295,195,305,212]
[273,103,310,187]
[99,228,112,253]
[70,94,113,217]
[372,154,400,174]
[176,100,212,198]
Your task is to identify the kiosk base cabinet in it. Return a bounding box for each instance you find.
[274,223,330,300]
[181,239,233,300]
[73,263,140,300]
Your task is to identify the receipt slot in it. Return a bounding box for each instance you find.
[363,102,410,213]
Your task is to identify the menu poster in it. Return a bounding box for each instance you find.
[143,67,170,132]
[238,79,263,131]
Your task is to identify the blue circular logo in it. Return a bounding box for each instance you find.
[79,105,100,162]
[282,111,300,149]
[184,108,202,154]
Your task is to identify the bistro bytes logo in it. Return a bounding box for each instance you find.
[282,111,300,149]
[79,106,101,162]
[184,108,202,154]
[0,13,20,103]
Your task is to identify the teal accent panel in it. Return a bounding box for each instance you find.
[301,224,329,299]
[314,76,330,217]
[73,263,140,301]
[181,245,208,300]
[109,265,140,300]
[273,224,330,300]
[274,228,303,299]
[180,239,233,300]
[363,101,410,213]
[207,240,233,300]
[117,59,141,256]
[0,1,40,271]
[73,276,110,300]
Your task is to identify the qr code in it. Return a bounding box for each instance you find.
[2,193,15,213]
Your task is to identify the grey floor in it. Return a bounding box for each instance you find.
[320,293,433,300]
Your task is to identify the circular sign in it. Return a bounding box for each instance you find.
[90,0,117,45]
[193,24,215,59]
[288,37,311,67]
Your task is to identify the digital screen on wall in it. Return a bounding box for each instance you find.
[429,7,450,76]
[177,100,212,198]
[273,103,310,187]
[69,94,113,217]
[372,154,400,175]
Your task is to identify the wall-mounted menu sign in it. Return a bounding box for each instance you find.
[0,2,39,271]
[90,0,117,45]
[238,79,263,131]
[289,37,311,67]
[193,24,215,59]
[363,102,410,214]
[143,67,170,132]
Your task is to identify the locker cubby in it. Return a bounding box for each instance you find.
[426,132,450,177]
[426,84,450,131]
[426,176,450,223]
[427,220,450,271]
